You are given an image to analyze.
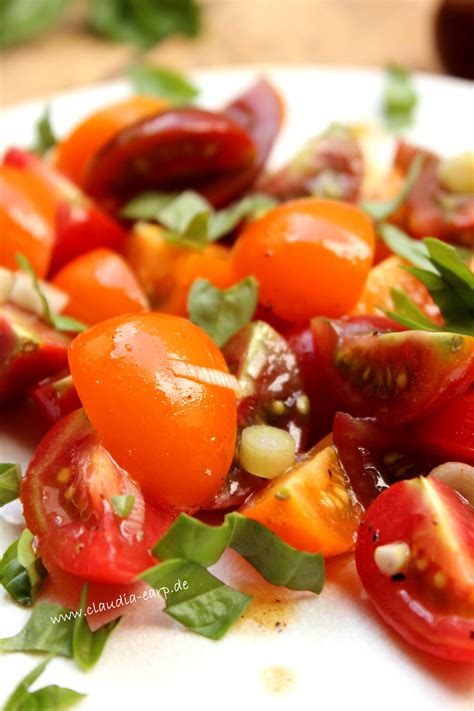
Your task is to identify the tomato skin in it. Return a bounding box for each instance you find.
[0,303,69,406]
[21,408,168,584]
[232,198,375,324]
[355,477,474,662]
[68,313,237,511]
[51,248,149,325]
[31,371,81,426]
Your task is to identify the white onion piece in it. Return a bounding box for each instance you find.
[429,462,474,507]
[0,267,15,303]
[10,271,69,317]
[239,425,296,479]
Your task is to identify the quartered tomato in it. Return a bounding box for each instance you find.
[232,198,375,324]
[83,108,256,203]
[31,371,81,426]
[51,248,149,325]
[0,303,69,406]
[241,444,362,556]
[68,313,237,511]
[55,96,168,185]
[21,408,174,584]
[312,318,474,424]
[356,476,474,662]
[4,149,127,274]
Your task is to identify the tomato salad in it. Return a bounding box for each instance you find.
[1,67,474,706]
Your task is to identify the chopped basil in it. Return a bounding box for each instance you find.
[360,154,423,221]
[140,559,251,640]
[0,602,75,656]
[121,191,179,221]
[16,254,87,333]
[207,194,277,241]
[32,107,57,156]
[72,584,121,670]
[111,494,135,518]
[382,65,418,130]
[0,0,69,49]
[377,223,434,270]
[129,64,199,104]
[3,657,85,711]
[0,529,47,606]
[158,191,211,233]
[153,512,325,594]
[188,277,259,347]
[0,463,21,507]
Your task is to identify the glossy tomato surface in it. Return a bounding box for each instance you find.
[356,476,474,662]
[232,198,375,324]
[69,313,237,510]
[31,371,81,426]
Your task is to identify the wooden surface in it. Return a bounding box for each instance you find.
[1,0,443,106]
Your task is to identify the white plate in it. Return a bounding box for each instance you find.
[1,67,473,711]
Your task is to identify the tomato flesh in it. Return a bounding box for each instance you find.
[355,476,474,662]
[31,371,81,426]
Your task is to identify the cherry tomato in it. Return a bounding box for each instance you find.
[241,444,362,556]
[83,108,256,203]
[0,303,69,406]
[356,476,474,662]
[4,149,126,274]
[68,313,237,510]
[232,198,375,324]
[55,96,168,185]
[0,166,55,277]
[51,248,149,325]
[31,371,81,426]
[21,408,173,584]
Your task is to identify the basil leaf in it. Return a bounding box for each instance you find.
[72,584,121,670]
[32,108,57,156]
[162,211,209,251]
[0,530,47,606]
[0,463,21,507]
[121,191,178,221]
[424,238,474,310]
[129,64,199,104]
[158,191,211,233]
[140,559,251,640]
[4,657,85,711]
[377,223,434,270]
[0,0,69,49]
[111,494,135,518]
[208,194,277,241]
[188,277,259,347]
[381,289,439,331]
[51,314,88,333]
[382,65,418,130]
[153,512,325,594]
[0,602,74,656]
[89,0,200,49]
[360,154,423,221]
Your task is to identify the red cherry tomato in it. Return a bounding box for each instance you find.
[31,371,81,426]
[21,408,174,584]
[356,476,474,662]
[68,313,237,511]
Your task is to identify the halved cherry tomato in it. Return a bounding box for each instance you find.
[68,313,237,511]
[356,476,474,662]
[4,149,126,274]
[51,248,149,325]
[352,255,442,325]
[240,444,362,556]
[55,96,168,185]
[0,166,55,277]
[21,408,173,584]
[83,108,256,203]
[232,198,375,324]
[31,371,81,426]
[0,303,69,406]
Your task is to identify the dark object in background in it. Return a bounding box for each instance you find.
[435,0,474,79]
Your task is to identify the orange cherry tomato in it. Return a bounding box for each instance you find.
[0,166,55,277]
[69,313,237,511]
[232,198,375,324]
[55,96,168,185]
[240,445,362,556]
[51,248,149,326]
[352,255,442,324]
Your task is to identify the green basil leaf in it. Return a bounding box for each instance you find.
[0,463,21,507]
[140,559,251,640]
[0,602,74,656]
[72,584,121,670]
[154,512,325,594]
[360,154,423,221]
[382,65,418,130]
[381,289,439,331]
[188,277,259,347]
[377,223,434,270]
[158,191,211,233]
[31,107,57,156]
[0,0,70,49]
[208,194,278,241]
[111,494,135,518]
[89,0,201,49]
[50,314,88,333]
[4,657,85,711]
[120,191,177,221]
[0,529,47,606]
[162,211,209,250]
[424,238,474,310]
[129,64,199,104]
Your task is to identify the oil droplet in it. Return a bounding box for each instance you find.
[261,666,296,695]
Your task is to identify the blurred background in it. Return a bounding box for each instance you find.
[1,0,473,105]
